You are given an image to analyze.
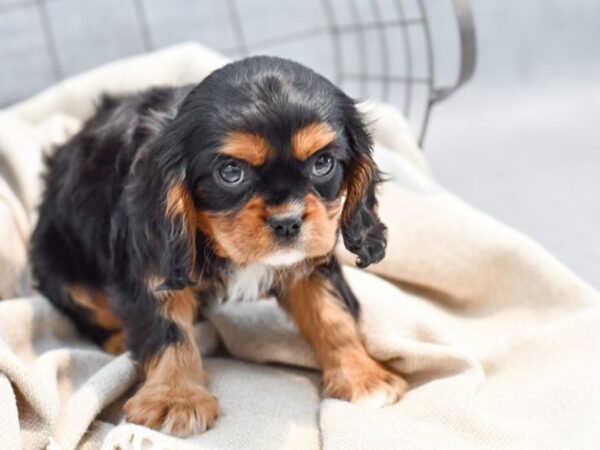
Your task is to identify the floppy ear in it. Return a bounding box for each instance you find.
[124,136,197,291]
[340,104,387,268]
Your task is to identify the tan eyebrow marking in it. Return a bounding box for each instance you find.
[221,131,271,166]
[291,122,337,161]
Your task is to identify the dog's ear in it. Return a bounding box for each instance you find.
[125,134,197,291]
[340,103,387,268]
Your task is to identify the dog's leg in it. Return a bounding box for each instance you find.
[280,268,407,407]
[121,287,218,436]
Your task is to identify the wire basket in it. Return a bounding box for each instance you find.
[0,0,476,145]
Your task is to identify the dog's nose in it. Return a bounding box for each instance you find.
[267,215,302,239]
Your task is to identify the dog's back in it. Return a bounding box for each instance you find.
[30,86,190,346]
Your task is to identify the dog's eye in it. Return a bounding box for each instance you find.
[312,155,334,177]
[218,162,244,185]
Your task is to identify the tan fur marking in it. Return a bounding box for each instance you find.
[166,182,191,220]
[145,275,200,307]
[196,212,229,259]
[221,131,271,165]
[304,194,340,257]
[164,180,197,272]
[281,274,407,404]
[69,285,121,331]
[124,288,218,436]
[103,332,125,355]
[159,288,198,323]
[341,156,376,225]
[291,122,336,160]
[197,196,275,264]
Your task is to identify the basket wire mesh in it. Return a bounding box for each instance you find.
[1,0,476,145]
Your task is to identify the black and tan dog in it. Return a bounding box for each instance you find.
[30,56,407,436]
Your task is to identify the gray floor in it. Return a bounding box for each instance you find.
[0,0,598,288]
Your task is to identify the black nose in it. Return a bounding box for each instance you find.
[268,215,302,239]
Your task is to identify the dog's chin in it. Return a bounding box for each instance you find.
[260,249,306,267]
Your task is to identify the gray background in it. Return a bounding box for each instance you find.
[0,0,598,288]
[427,1,600,289]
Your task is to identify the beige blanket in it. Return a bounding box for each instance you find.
[1,43,599,450]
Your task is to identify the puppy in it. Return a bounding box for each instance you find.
[30,56,407,437]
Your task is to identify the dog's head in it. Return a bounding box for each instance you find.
[128,56,386,290]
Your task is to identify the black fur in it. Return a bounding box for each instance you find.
[316,256,361,317]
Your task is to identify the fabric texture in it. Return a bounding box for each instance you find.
[0,43,598,450]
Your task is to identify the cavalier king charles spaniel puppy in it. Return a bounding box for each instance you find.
[30,56,407,436]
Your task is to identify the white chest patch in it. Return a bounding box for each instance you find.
[224,250,306,303]
[226,263,275,303]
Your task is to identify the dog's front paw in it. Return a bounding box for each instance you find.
[124,381,219,437]
[322,356,407,407]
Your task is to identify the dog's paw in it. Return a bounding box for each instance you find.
[124,381,219,437]
[322,356,407,407]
